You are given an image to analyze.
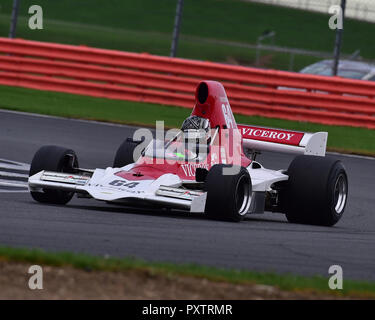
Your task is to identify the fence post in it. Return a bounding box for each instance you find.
[9,0,21,39]
[170,0,184,58]
[289,53,295,71]
[332,0,347,76]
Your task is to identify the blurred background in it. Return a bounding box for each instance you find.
[0,0,374,72]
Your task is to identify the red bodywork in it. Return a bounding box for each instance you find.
[116,81,251,181]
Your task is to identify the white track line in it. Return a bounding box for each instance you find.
[0,179,28,188]
[0,158,30,192]
[0,158,30,171]
[0,109,135,129]
[0,171,29,179]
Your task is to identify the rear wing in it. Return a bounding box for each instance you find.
[238,124,327,156]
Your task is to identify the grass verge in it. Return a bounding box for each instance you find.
[1,0,375,56]
[0,14,319,71]
[0,85,374,155]
[1,245,375,298]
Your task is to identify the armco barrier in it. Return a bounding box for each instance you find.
[0,38,374,129]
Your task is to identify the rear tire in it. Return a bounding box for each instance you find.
[205,164,252,222]
[113,138,144,168]
[29,146,79,205]
[283,155,348,226]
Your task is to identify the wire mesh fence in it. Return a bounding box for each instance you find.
[248,0,375,23]
[0,0,373,72]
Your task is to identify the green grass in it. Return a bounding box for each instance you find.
[0,0,375,70]
[1,245,374,298]
[0,14,320,71]
[0,84,374,155]
[0,0,374,55]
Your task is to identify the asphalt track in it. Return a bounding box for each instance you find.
[0,110,374,281]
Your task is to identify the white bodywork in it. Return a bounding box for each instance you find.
[243,131,327,156]
[28,162,288,214]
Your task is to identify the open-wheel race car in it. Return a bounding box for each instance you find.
[28,81,348,226]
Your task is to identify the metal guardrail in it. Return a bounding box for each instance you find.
[0,38,374,129]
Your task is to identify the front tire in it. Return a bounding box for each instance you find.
[29,145,79,205]
[205,164,252,222]
[283,155,348,226]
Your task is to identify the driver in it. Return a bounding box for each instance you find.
[180,115,211,159]
[165,116,211,160]
[181,115,211,137]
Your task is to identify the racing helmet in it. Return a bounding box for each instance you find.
[179,116,211,159]
[181,115,211,142]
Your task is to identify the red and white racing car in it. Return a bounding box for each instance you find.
[28,81,348,226]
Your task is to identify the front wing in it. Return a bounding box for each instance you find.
[28,170,207,212]
[28,164,288,214]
